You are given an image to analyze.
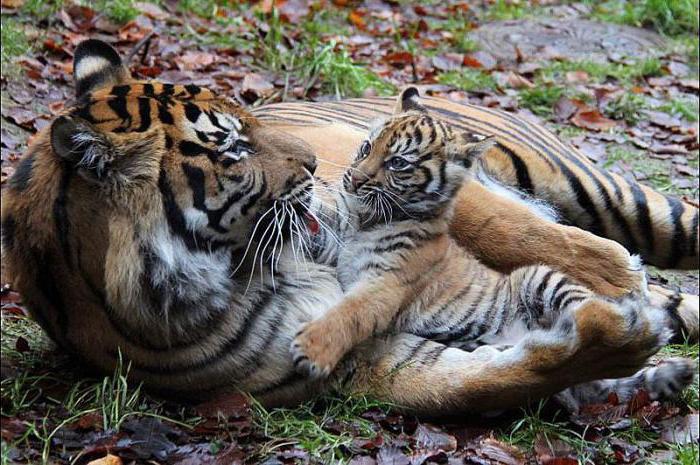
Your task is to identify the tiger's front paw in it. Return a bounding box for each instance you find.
[291,320,347,379]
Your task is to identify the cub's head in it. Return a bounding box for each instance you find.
[343,87,493,222]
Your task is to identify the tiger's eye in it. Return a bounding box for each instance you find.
[387,157,410,171]
[359,141,371,158]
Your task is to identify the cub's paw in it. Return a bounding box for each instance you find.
[645,358,696,400]
[290,320,346,379]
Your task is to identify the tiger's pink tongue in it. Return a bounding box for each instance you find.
[305,213,320,235]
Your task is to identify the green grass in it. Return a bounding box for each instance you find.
[1,356,190,465]
[604,147,699,196]
[673,35,700,73]
[433,14,480,54]
[670,443,700,465]
[0,19,29,67]
[518,85,566,117]
[659,99,700,122]
[540,58,663,84]
[604,93,648,124]
[178,0,244,20]
[0,315,192,465]
[515,58,665,118]
[437,69,497,92]
[587,0,699,36]
[252,395,390,463]
[254,9,394,100]
[485,0,530,21]
[21,0,65,21]
[502,401,603,463]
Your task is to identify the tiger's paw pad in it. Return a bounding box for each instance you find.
[290,322,343,379]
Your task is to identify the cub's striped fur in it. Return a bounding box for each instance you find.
[291,92,694,406]
[0,40,695,413]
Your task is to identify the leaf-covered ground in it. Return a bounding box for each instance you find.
[1,1,698,464]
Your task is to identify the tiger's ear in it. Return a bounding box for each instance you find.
[393,86,427,114]
[73,39,131,98]
[446,132,496,169]
[51,115,163,187]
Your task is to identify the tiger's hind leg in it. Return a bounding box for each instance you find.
[555,358,696,413]
[337,295,669,414]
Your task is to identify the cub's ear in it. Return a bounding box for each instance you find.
[50,115,163,187]
[393,86,427,115]
[446,132,496,169]
[73,39,131,98]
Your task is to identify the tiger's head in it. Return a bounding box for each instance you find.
[343,87,494,223]
[0,40,318,351]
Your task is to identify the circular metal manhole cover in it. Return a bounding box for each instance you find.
[471,19,668,63]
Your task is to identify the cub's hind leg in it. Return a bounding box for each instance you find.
[503,267,696,411]
[337,294,669,415]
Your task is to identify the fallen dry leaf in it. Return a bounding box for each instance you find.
[627,389,652,415]
[554,96,584,121]
[195,392,251,419]
[1,0,24,7]
[463,51,497,70]
[384,51,414,67]
[376,445,410,465]
[348,10,366,30]
[134,2,169,20]
[667,61,690,77]
[433,54,462,72]
[414,424,457,452]
[649,143,689,155]
[241,73,275,100]
[348,456,377,465]
[660,414,699,445]
[467,437,525,465]
[174,51,217,71]
[678,78,699,91]
[506,72,534,89]
[643,110,682,129]
[87,454,123,465]
[534,434,577,465]
[571,108,616,131]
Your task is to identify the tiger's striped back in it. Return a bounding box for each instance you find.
[253,97,698,270]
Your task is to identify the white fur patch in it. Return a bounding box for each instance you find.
[75,56,112,81]
[148,224,233,312]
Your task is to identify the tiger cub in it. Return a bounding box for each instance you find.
[291,88,694,403]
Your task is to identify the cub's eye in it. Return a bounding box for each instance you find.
[387,157,410,171]
[358,141,371,159]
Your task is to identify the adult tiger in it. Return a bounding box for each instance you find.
[0,40,696,412]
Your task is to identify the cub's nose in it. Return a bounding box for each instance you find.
[351,172,367,189]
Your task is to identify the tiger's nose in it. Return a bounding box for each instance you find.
[303,159,317,175]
